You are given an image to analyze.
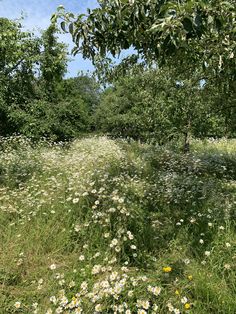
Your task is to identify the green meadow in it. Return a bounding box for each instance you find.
[0,136,235,313]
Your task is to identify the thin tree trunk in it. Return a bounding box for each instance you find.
[183,119,191,153]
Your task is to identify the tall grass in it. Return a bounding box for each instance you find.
[0,136,235,313]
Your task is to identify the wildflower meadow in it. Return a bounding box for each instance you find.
[0,136,235,313]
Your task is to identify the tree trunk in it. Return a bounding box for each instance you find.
[183,119,191,153]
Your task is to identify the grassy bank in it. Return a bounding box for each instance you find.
[0,136,235,313]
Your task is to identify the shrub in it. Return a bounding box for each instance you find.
[9,98,91,141]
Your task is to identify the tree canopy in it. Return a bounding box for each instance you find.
[0,17,99,140]
[55,0,236,75]
[54,0,236,144]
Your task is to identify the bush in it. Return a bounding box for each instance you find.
[9,98,91,141]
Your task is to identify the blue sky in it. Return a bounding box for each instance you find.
[0,0,98,77]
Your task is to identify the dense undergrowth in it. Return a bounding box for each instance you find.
[0,136,235,314]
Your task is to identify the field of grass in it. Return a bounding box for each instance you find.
[0,136,235,314]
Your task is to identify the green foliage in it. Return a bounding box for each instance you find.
[0,18,39,78]
[57,0,236,142]
[40,23,68,102]
[0,18,40,135]
[95,67,227,143]
[9,98,91,141]
[61,74,100,112]
[0,17,98,141]
[58,0,236,76]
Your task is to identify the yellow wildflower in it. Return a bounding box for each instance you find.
[184,303,191,310]
[163,266,172,273]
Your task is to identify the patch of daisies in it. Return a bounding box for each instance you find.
[0,136,235,313]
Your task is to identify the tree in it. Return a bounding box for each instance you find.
[55,0,236,140]
[0,18,39,77]
[0,16,96,141]
[62,74,100,107]
[40,23,68,102]
[95,65,224,145]
[55,1,235,71]
[0,18,40,135]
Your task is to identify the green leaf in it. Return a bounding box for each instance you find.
[61,21,67,33]
[69,23,74,35]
